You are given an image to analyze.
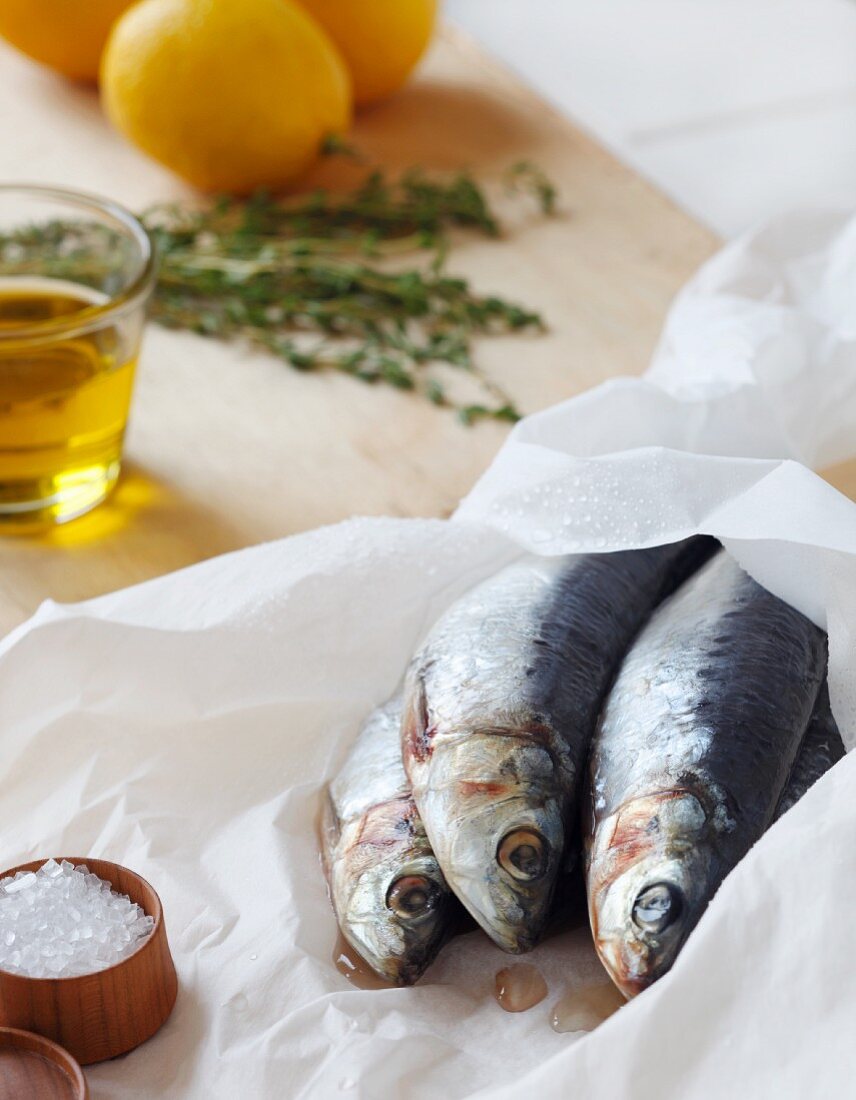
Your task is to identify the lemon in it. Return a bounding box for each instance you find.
[0,0,136,81]
[296,0,438,107]
[100,0,352,193]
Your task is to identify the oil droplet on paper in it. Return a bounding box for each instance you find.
[333,933,394,991]
[550,981,625,1033]
[494,963,548,1013]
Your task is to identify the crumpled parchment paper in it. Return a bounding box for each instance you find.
[2,209,855,1099]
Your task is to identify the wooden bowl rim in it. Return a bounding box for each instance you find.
[0,1023,89,1097]
[0,857,164,985]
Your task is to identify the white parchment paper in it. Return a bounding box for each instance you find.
[2,210,856,1099]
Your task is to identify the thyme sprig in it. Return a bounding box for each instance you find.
[143,164,555,422]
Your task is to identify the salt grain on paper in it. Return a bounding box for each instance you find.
[0,859,155,978]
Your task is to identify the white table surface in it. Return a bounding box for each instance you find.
[447,0,856,237]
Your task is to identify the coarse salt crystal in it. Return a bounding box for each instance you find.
[4,873,37,895]
[0,861,155,979]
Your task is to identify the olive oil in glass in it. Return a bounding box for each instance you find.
[0,280,137,525]
[0,185,153,529]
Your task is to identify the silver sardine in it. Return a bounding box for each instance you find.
[585,552,827,997]
[322,697,454,985]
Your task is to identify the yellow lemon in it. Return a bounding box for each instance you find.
[0,0,136,81]
[296,0,438,107]
[100,0,352,193]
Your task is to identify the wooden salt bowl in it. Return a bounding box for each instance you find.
[0,1026,88,1099]
[0,858,178,1065]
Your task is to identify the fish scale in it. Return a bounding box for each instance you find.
[585,551,827,997]
[402,537,718,953]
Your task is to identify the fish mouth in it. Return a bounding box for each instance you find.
[594,931,658,998]
[343,926,434,988]
[499,928,539,954]
[449,841,561,953]
[379,956,437,988]
[609,972,647,1000]
[393,954,429,987]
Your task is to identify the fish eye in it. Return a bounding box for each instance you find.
[386,875,440,922]
[632,882,683,934]
[497,829,548,881]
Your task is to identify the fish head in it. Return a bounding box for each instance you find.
[587,790,715,998]
[326,797,452,986]
[418,732,567,953]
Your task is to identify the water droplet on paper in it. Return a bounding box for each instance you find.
[494,963,548,1013]
[550,981,625,1033]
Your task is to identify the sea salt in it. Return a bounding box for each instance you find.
[0,860,155,979]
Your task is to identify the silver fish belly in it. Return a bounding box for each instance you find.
[402,538,717,953]
[773,682,845,821]
[585,552,827,998]
[322,697,454,985]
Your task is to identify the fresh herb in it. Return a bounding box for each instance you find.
[143,164,556,421]
[504,161,558,217]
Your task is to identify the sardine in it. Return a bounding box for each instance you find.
[773,682,845,821]
[402,537,717,953]
[322,697,455,985]
[585,552,827,998]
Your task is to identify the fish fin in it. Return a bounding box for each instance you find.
[772,681,846,822]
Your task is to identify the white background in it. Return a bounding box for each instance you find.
[446,0,856,237]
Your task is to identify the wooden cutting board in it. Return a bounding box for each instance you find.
[0,27,720,636]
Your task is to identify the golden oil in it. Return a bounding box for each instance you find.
[0,279,138,527]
